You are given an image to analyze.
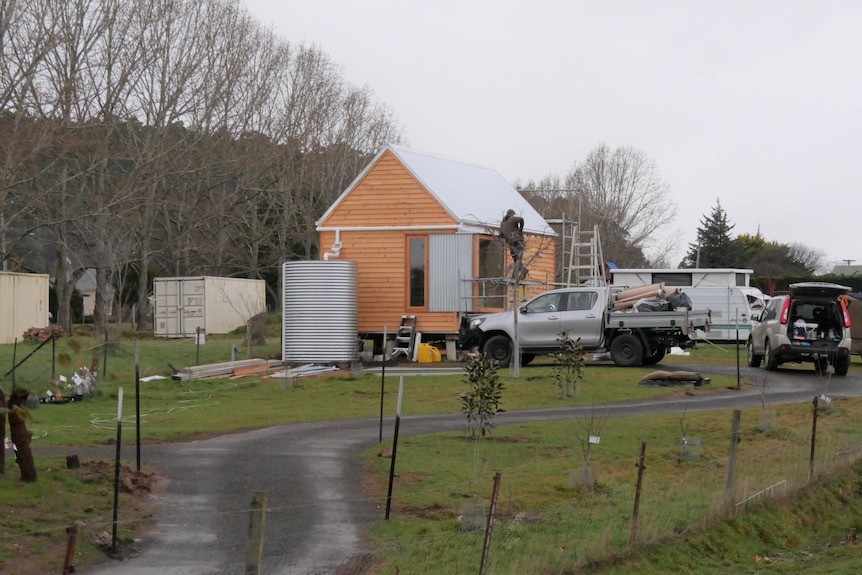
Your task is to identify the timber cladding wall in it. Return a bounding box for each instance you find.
[317,146,558,336]
[319,229,458,333]
[320,151,457,228]
[520,232,556,284]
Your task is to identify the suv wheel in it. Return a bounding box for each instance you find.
[764,340,778,371]
[747,339,762,368]
[483,335,512,367]
[833,357,849,376]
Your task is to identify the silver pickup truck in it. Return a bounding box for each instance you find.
[459,286,711,367]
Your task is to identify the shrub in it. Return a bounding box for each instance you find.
[460,354,504,437]
[552,330,585,398]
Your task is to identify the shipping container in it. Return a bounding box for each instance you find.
[0,272,50,344]
[153,276,266,337]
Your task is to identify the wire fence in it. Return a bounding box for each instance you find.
[365,395,862,573]
[3,361,862,573]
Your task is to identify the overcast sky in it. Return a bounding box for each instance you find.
[243,0,861,270]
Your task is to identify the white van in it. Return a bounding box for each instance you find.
[609,268,767,342]
[677,286,765,341]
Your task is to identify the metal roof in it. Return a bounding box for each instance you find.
[317,144,555,236]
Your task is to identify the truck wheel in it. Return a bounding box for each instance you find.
[609,334,644,367]
[747,339,762,368]
[764,341,778,371]
[483,335,512,367]
[833,357,849,376]
[641,347,666,365]
[521,353,536,366]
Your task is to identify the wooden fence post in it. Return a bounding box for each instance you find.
[245,491,267,575]
[62,524,78,574]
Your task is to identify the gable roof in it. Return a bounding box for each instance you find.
[317,144,555,236]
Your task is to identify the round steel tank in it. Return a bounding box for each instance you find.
[282,260,358,363]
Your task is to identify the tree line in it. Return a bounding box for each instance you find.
[0,0,402,332]
[518,147,830,283]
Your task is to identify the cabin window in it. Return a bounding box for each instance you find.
[478,238,506,307]
[408,237,426,307]
[735,273,746,287]
[652,272,692,286]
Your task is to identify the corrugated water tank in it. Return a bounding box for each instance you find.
[282,260,358,363]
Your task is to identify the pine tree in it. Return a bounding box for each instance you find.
[682,200,742,267]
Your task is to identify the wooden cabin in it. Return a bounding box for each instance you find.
[316,144,556,353]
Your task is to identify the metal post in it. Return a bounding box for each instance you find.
[735,308,740,389]
[385,376,405,519]
[479,471,502,575]
[196,326,201,365]
[11,337,16,390]
[379,325,387,444]
[135,342,141,472]
[809,395,819,481]
[103,325,108,378]
[512,280,520,379]
[725,410,741,511]
[111,387,124,551]
[629,441,647,545]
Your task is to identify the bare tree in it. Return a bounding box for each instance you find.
[787,242,826,275]
[0,0,60,271]
[2,0,404,328]
[555,144,677,267]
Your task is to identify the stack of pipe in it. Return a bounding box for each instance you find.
[612,283,667,310]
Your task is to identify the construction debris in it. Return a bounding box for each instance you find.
[22,325,65,342]
[171,359,284,382]
[271,364,340,379]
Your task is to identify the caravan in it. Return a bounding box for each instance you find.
[609,268,767,342]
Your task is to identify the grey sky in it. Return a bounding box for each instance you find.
[244,0,862,268]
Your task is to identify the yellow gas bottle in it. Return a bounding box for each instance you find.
[417,343,442,363]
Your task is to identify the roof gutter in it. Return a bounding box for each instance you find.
[317,225,461,232]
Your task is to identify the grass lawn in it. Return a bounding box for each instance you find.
[1,329,860,574]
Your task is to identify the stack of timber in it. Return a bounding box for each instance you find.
[173,359,284,382]
[612,283,667,311]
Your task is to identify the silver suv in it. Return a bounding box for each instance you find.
[747,282,852,375]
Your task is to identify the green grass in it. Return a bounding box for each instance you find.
[1,334,746,448]
[3,330,862,574]
[362,398,862,574]
[0,456,151,575]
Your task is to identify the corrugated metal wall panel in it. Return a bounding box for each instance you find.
[429,234,473,313]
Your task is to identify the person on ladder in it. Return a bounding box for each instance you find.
[500,208,527,280]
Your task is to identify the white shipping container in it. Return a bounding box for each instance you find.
[153,276,266,337]
[0,272,50,344]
